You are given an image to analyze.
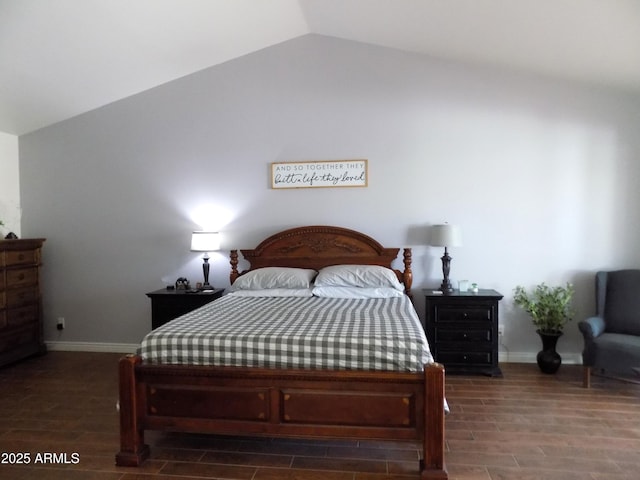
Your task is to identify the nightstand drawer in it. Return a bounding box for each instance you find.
[147,288,225,330]
[434,306,491,322]
[437,350,492,366]
[436,327,491,343]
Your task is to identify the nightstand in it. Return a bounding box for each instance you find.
[146,288,224,329]
[423,289,504,377]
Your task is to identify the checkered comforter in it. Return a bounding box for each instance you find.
[140,294,433,372]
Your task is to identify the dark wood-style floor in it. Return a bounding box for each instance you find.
[1,352,639,480]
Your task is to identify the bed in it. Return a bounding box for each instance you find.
[116,225,448,479]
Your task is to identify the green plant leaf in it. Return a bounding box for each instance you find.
[513,282,574,334]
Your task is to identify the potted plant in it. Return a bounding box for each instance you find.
[513,282,574,373]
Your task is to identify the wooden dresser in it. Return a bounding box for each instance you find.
[0,238,46,367]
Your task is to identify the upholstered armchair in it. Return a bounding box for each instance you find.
[579,270,640,388]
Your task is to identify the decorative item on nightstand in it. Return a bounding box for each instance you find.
[190,231,220,289]
[429,223,462,294]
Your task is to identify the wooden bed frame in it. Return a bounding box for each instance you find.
[116,225,448,479]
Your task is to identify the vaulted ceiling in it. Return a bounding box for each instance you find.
[2,0,639,136]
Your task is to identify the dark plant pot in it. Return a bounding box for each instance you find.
[536,330,562,374]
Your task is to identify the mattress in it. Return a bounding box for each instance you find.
[140,294,434,372]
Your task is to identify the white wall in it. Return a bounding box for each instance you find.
[18,35,640,359]
[0,132,21,237]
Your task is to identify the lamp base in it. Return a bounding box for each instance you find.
[201,257,211,289]
[439,248,454,294]
[439,282,454,294]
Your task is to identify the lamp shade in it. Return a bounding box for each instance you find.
[430,224,462,247]
[190,231,220,252]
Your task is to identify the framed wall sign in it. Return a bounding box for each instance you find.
[271,160,368,189]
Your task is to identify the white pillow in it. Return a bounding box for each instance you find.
[230,288,313,297]
[312,286,404,299]
[315,265,404,292]
[231,267,317,291]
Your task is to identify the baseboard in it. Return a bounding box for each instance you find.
[45,341,138,354]
[499,350,582,365]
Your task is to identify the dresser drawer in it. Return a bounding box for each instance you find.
[0,272,4,290]
[436,327,491,343]
[6,267,38,288]
[6,287,39,308]
[0,310,6,329]
[6,250,38,267]
[437,350,492,366]
[0,291,5,309]
[0,325,38,351]
[8,305,38,326]
[434,305,491,323]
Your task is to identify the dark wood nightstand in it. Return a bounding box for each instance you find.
[146,288,224,329]
[423,288,504,377]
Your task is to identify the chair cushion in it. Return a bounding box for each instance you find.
[586,332,640,374]
[604,270,640,336]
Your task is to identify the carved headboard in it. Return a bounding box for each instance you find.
[229,225,412,293]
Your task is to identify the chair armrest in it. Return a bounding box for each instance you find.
[578,316,606,340]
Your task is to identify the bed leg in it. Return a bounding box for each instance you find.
[115,355,150,466]
[422,363,448,480]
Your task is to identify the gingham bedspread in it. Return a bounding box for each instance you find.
[139,294,434,372]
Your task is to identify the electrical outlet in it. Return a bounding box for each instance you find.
[498,325,504,337]
[57,317,65,330]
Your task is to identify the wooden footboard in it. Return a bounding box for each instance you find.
[116,355,447,479]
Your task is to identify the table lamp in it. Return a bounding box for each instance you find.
[190,231,220,289]
[430,224,462,294]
